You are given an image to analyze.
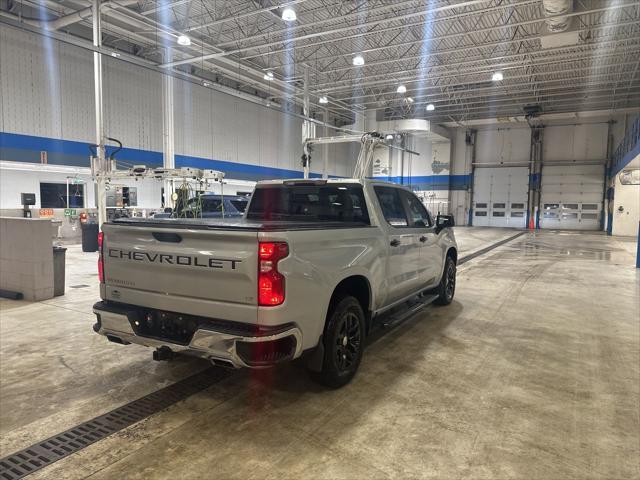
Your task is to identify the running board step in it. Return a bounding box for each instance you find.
[381,294,439,329]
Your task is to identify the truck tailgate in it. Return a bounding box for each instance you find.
[101,223,258,321]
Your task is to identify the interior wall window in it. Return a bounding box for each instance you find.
[40,183,85,208]
[374,186,409,227]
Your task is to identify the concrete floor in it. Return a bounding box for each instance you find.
[0,228,638,479]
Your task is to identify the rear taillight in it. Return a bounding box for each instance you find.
[258,242,288,306]
[98,231,105,283]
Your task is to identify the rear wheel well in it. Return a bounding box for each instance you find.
[328,276,371,331]
[446,247,458,264]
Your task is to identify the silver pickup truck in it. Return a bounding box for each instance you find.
[93,179,457,387]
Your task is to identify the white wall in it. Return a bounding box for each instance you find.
[0,25,325,176]
[449,128,470,224]
[0,167,95,210]
[612,155,640,237]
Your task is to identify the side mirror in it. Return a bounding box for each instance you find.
[436,214,455,232]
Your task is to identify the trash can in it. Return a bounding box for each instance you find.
[81,223,99,252]
[53,246,67,297]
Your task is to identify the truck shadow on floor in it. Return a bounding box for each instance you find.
[244,300,464,395]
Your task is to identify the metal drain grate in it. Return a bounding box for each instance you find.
[0,367,228,480]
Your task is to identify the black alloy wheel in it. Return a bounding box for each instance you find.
[310,296,366,388]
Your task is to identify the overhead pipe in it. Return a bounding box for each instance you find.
[542,0,574,33]
[48,0,138,31]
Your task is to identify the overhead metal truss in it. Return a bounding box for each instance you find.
[1,0,639,124]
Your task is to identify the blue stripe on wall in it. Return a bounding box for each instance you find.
[373,174,471,191]
[0,131,312,178]
[529,173,541,189]
[1,131,471,188]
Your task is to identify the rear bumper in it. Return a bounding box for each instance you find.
[93,301,302,368]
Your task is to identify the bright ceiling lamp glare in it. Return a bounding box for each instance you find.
[319,96,329,104]
[177,34,191,46]
[281,7,297,21]
[426,103,435,111]
[352,54,365,66]
[263,71,275,81]
[492,71,504,82]
[396,84,407,94]
[406,97,414,103]
[385,134,394,140]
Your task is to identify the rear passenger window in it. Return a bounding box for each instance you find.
[374,187,408,227]
[400,190,432,227]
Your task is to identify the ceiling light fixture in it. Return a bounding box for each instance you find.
[177,34,191,46]
[426,103,435,111]
[281,7,297,21]
[319,96,329,104]
[406,97,414,103]
[492,71,504,82]
[396,85,407,94]
[385,134,394,140]
[263,71,275,81]
[203,82,211,87]
[352,55,365,66]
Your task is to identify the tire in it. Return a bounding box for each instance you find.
[434,256,456,305]
[310,296,366,388]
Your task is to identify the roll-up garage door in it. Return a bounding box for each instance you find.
[539,164,604,230]
[472,167,528,228]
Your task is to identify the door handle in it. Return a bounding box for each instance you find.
[419,236,427,243]
[390,239,400,247]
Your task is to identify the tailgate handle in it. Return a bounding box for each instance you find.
[152,232,182,243]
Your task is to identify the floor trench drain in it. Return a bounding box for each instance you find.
[0,368,228,479]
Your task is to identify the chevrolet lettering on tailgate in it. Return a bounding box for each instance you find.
[108,249,241,270]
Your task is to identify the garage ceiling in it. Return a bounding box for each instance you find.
[1,0,639,125]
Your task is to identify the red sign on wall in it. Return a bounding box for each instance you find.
[39,208,54,217]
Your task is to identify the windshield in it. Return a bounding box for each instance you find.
[247,184,370,223]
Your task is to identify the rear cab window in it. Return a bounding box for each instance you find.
[247,183,370,224]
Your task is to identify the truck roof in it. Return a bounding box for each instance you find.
[255,178,404,188]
